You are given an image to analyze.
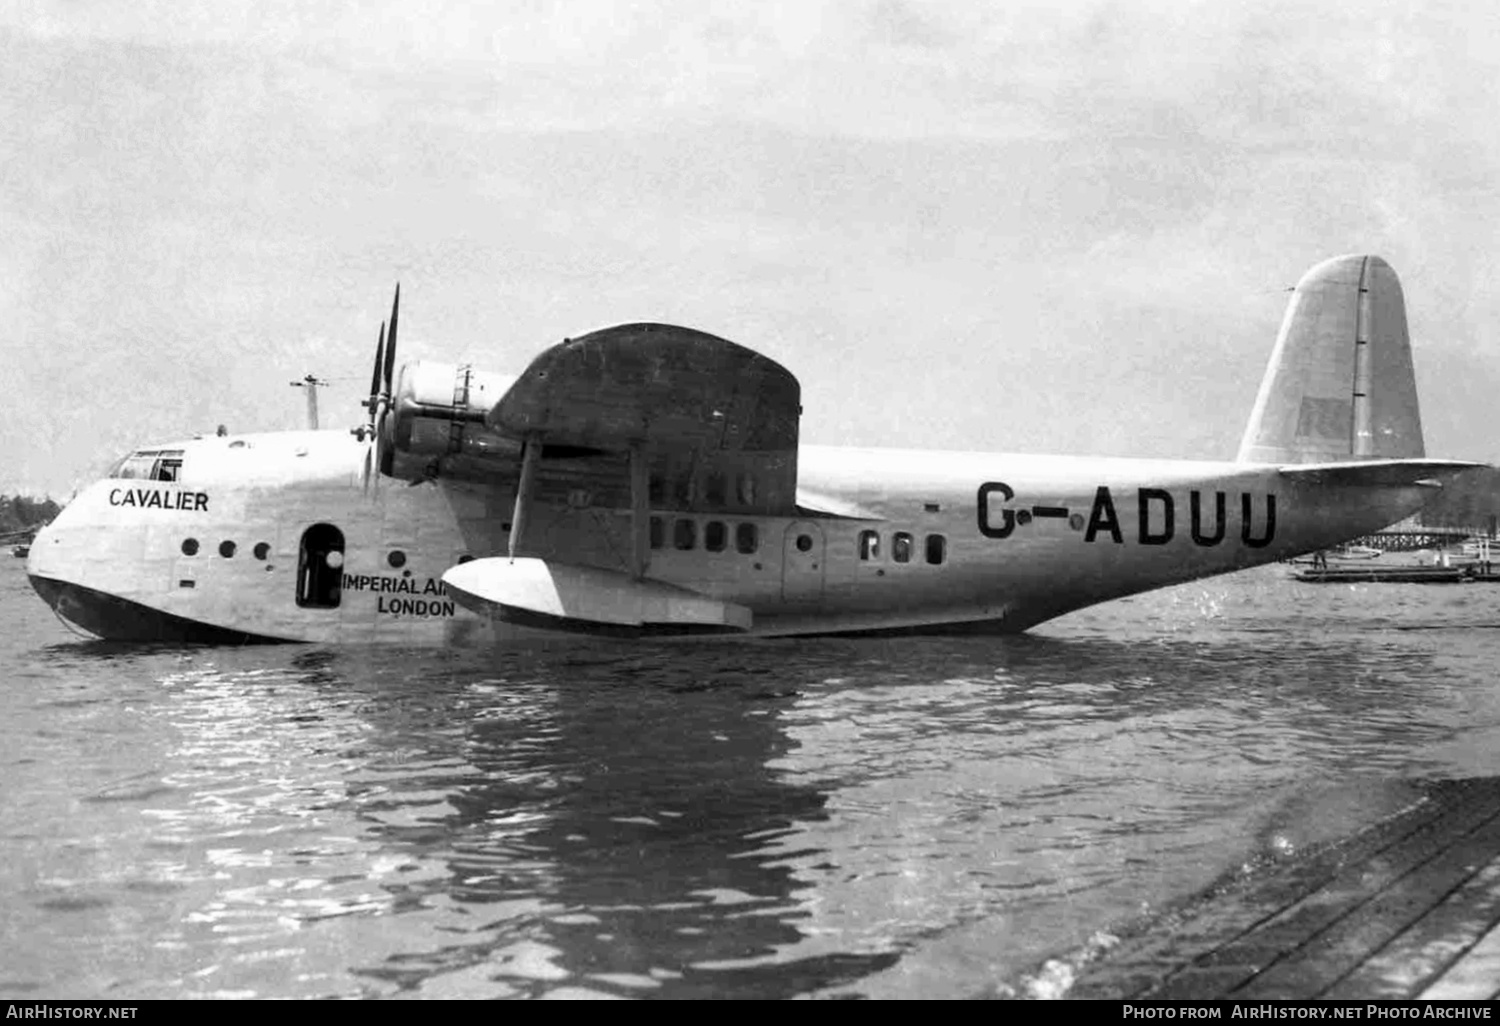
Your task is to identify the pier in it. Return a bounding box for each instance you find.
[1353,527,1478,552]
[1056,777,1500,1000]
[1292,524,1498,582]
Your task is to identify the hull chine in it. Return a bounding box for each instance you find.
[28,575,294,646]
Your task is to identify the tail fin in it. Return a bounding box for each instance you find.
[1237,254,1424,464]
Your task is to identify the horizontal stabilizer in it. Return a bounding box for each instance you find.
[441,557,753,632]
[1277,458,1487,487]
[795,488,881,520]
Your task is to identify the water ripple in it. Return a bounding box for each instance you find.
[6,565,1500,997]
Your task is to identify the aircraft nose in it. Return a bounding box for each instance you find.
[25,508,117,639]
[25,515,62,580]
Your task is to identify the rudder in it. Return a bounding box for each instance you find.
[1237,254,1424,464]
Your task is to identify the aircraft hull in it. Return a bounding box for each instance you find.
[25,436,1457,645]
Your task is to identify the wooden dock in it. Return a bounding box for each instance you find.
[1058,777,1500,1000]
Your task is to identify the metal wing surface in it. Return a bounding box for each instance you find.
[487,323,802,515]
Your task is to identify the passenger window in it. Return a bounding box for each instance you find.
[925,534,946,565]
[705,521,727,552]
[893,532,913,563]
[736,522,758,554]
[674,518,696,550]
[705,473,727,508]
[649,516,665,550]
[859,530,881,561]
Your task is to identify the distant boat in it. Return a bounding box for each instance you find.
[11,544,28,558]
[1330,544,1383,560]
[1288,544,1384,566]
[1293,564,1469,584]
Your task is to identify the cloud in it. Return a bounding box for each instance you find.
[6,1,1500,494]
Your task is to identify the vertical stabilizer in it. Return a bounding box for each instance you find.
[1237,254,1424,464]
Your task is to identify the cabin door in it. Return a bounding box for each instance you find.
[297,523,345,609]
[781,521,826,604]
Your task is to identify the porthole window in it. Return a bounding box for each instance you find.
[736,522,759,554]
[253,542,271,561]
[795,533,813,553]
[893,532,913,564]
[219,540,237,558]
[858,530,881,561]
[705,521,727,552]
[925,534,947,565]
[388,550,407,569]
[674,518,696,550]
[181,538,200,556]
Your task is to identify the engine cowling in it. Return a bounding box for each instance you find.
[388,361,522,462]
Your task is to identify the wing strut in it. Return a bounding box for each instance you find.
[629,442,650,580]
[509,434,541,562]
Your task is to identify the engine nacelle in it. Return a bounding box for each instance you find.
[389,361,521,460]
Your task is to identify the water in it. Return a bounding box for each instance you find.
[6,560,1500,999]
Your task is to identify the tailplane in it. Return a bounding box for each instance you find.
[1237,254,1424,464]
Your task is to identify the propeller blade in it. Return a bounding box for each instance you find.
[376,284,400,479]
[382,284,400,397]
[366,321,386,429]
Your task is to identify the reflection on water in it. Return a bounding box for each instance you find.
[341,648,897,999]
[6,564,1500,998]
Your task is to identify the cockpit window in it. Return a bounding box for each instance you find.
[110,449,185,482]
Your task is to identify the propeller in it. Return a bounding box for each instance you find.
[365,321,386,434]
[379,284,399,477]
[358,284,400,490]
[359,320,386,489]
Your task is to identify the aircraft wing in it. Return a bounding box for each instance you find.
[486,322,802,515]
[1277,458,1488,487]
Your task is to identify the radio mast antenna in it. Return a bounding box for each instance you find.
[290,375,328,430]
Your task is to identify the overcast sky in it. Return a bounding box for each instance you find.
[4,1,1499,497]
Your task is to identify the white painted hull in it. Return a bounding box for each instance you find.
[27,432,1450,645]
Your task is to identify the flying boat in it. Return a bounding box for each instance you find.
[27,255,1486,644]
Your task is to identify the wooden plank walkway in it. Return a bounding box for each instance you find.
[1061,778,1500,1000]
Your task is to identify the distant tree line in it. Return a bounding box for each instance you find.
[0,494,61,539]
